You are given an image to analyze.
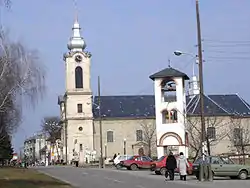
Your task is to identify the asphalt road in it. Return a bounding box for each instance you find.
[36,166,250,188]
[36,166,198,188]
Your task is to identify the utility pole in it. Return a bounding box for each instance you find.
[196,0,206,153]
[98,76,104,168]
[196,0,212,181]
[64,96,68,164]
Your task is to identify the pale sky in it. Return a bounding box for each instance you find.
[1,0,250,151]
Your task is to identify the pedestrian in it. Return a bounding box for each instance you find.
[165,151,177,181]
[113,153,117,161]
[177,152,189,181]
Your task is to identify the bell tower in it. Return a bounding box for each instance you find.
[63,17,94,164]
[150,67,189,157]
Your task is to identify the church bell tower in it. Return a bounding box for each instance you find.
[150,67,189,157]
[63,18,94,164]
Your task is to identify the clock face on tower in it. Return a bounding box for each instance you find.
[75,55,82,63]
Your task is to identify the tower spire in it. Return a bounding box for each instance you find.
[67,0,86,52]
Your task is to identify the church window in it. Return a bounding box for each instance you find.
[170,110,178,123]
[75,66,83,88]
[162,110,170,124]
[78,126,83,131]
[136,130,143,141]
[107,131,114,143]
[79,144,83,151]
[161,79,177,102]
[162,109,178,124]
[77,104,83,113]
[207,127,216,140]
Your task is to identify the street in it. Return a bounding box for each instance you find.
[35,166,250,188]
[36,166,196,188]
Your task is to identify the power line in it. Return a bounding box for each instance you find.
[203,50,249,55]
[206,56,250,60]
[203,44,250,48]
[203,39,250,44]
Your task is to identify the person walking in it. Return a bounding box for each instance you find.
[177,152,189,181]
[165,152,177,181]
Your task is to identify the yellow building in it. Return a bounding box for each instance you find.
[58,18,250,164]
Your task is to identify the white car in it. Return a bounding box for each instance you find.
[114,155,132,168]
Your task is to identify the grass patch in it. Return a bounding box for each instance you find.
[0,167,73,188]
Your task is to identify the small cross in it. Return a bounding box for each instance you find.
[73,0,78,21]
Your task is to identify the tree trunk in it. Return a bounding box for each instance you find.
[242,145,245,165]
[148,142,151,157]
[193,149,200,161]
[55,143,60,162]
[206,137,211,156]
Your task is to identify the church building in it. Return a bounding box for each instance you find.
[58,18,250,165]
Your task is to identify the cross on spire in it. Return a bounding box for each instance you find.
[73,0,78,22]
[67,0,86,52]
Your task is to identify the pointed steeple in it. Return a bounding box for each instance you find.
[67,17,86,52]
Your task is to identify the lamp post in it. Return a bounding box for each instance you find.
[173,0,212,182]
[98,76,104,168]
[123,138,127,155]
[104,144,107,159]
[63,96,68,164]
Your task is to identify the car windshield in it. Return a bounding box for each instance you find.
[194,157,203,164]
[127,156,135,160]
[157,156,165,162]
[221,157,234,164]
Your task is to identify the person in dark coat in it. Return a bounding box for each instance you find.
[165,152,177,180]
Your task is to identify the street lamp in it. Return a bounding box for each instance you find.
[174,50,206,153]
[173,50,198,76]
[123,138,127,155]
[174,48,211,181]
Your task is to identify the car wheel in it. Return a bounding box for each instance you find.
[155,171,161,175]
[195,172,199,179]
[160,167,166,175]
[238,170,248,180]
[116,164,122,169]
[130,164,138,171]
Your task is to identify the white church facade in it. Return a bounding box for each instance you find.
[58,18,250,165]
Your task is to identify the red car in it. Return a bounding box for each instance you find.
[150,155,193,175]
[120,155,154,171]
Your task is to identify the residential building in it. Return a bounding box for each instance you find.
[23,133,46,163]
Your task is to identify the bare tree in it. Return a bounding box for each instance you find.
[227,116,250,164]
[41,116,61,161]
[139,120,156,157]
[0,30,46,141]
[187,116,230,160]
[0,0,11,8]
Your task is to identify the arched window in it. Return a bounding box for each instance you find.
[162,109,178,124]
[170,109,178,123]
[75,66,83,88]
[162,110,169,124]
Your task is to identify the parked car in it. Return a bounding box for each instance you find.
[114,155,132,169]
[150,155,193,175]
[120,155,154,170]
[192,155,250,180]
